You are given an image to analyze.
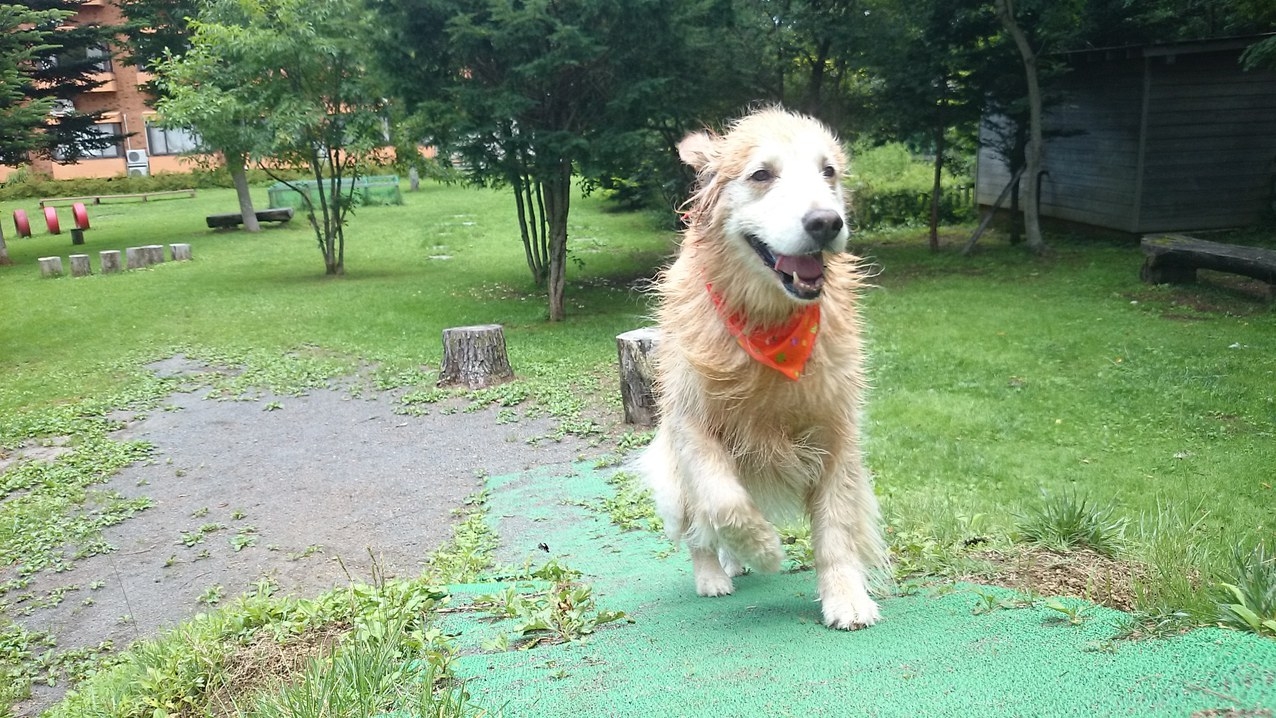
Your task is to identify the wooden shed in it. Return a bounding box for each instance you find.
[976,35,1276,234]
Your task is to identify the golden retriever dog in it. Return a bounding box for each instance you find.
[637,107,887,630]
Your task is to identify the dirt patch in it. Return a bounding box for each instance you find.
[963,545,1146,612]
[7,357,596,716]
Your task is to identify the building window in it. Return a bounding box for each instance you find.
[145,122,200,155]
[54,122,122,161]
[86,44,113,73]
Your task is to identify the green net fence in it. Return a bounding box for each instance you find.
[267,175,403,210]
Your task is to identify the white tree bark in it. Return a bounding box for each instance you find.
[996,0,1047,254]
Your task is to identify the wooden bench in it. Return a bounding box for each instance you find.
[1140,234,1276,292]
[205,207,295,229]
[39,189,196,208]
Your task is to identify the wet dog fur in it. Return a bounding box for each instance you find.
[636,107,888,630]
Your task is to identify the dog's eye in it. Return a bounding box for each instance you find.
[822,165,837,179]
[749,168,774,183]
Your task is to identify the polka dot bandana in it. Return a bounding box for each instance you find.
[706,283,820,380]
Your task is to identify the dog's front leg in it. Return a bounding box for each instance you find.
[808,454,887,630]
[670,419,784,593]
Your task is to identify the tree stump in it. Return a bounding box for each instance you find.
[437,324,514,389]
[170,243,192,261]
[38,256,63,278]
[409,166,420,192]
[126,247,145,270]
[69,254,91,277]
[616,327,661,426]
[145,244,165,265]
[100,250,121,274]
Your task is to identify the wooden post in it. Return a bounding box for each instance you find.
[69,254,91,277]
[437,324,514,389]
[170,243,192,261]
[71,228,85,245]
[100,250,121,274]
[38,256,63,278]
[616,327,661,426]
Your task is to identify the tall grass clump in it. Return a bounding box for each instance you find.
[1014,490,1127,556]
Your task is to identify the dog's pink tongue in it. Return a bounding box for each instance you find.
[775,254,824,280]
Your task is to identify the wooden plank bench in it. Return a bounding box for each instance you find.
[1140,234,1276,292]
[205,207,295,229]
[39,189,197,208]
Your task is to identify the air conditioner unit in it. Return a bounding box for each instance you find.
[125,148,148,165]
[127,165,150,177]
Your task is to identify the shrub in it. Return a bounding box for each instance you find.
[847,142,974,229]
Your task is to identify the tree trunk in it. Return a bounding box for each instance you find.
[70,254,91,277]
[100,250,121,273]
[616,327,661,426]
[996,0,1046,254]
[228,152,261,233]
[39,256,63,278]
[928,123,946,252]
[544,162,571,322]
[0,223,10,266]
[437,324,515,389]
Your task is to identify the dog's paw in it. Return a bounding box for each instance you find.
[820,592,881,631]
[696,572,735,597]
[718,521,784,573]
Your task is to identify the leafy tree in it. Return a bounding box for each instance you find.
[374,0,761,321]
[861,0,998,250]
[157,0,388,271]
[152,30,266,233]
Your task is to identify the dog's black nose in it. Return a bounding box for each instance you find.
[803,209,844,247]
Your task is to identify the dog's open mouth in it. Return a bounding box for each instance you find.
[746,235,825,300]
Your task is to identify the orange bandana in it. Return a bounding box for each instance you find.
[706,283,820,380]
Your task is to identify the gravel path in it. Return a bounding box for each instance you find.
[11,357,595,716]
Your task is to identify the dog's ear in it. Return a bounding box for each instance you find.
[677,131,718,173]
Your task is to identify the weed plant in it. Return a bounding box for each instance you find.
[1215,542,1276,637]
[1014,490,1127,556]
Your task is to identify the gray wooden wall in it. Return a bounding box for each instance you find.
[976,42,1276,234]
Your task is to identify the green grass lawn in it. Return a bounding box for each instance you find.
[0,184,671,422]
[2,182,1274,713]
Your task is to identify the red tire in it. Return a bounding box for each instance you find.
[44,206,61,235]
[72,202,90,230]
[13,209,31,238]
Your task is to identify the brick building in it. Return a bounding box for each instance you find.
[0,0,196,182]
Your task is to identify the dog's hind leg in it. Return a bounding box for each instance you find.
[808,452,888,630]
[718,547,745,578]
[638,430,742,595]
[692,546,735,596]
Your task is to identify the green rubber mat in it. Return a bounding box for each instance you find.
[440,464,1275,717]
